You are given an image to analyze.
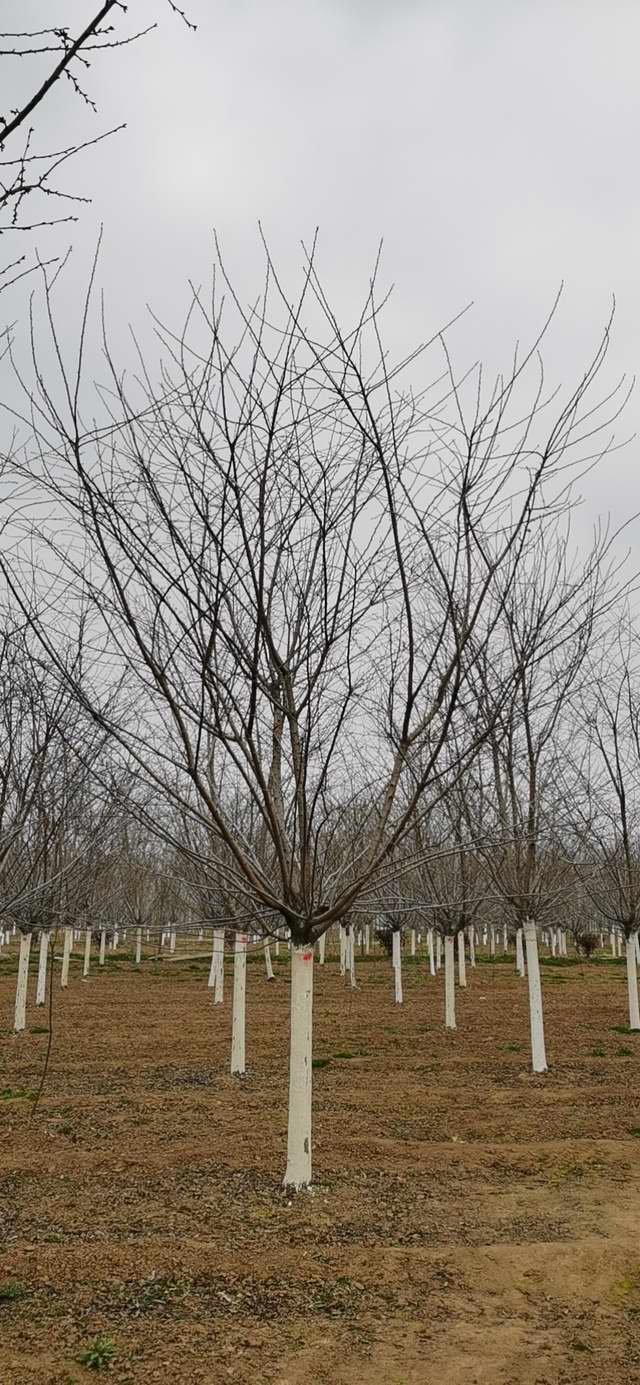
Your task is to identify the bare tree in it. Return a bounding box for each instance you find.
[474,525,623,1070]
[572,626,640,1028]
[0,247,627,1186]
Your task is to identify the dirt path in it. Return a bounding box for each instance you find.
[1,951,639,1383]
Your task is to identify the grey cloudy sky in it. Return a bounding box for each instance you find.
[3,0,639,542]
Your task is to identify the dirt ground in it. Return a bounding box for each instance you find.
[1,942,640,1385]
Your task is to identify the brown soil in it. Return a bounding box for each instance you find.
[1,946,640,1384]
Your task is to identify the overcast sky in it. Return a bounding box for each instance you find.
[2,0,639,546]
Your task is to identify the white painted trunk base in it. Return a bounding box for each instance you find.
[99,929,106,965]
[457,931,467,988]
[515,927,526,977]
[283,944,314,1190]
[83,927,92,978]
[135,928,142,965]
[36,931,49,1006]
[444,936,456,1029]
[213,928,225,1004]
[392,930,403,1004]
[14,933,32,1032]
[61,927,73,988]
[625,933,640,1031]
[523,918,548,1073]
[265,943,274,980]
[230,933,247,1074]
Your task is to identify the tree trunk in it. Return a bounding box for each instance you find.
[523,918,548,1073]
[515,927,526,977]
[135,927,142,964]
[283,943,314,1191]
[468,925,476,967]
[213,927,225,1003]
[625,932,640,1031]
[230,932,247,1074]
[428,928,436,977]
[61,926,73,988]
[14,932,31,1032]
[457,931,467,988]
[392,929,403,1004]
[318,930,327,965]
[265,942,275,980]
[83,926,92,978]
[410,928,416,957]
[348,931,357,989]
[444,935,456,1029]
[99,929,106,965]
[36,930,49,1006]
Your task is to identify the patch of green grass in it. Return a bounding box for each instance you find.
[611,1025,640,1036]
[616,1046,634,1058]
[333,1050,358,1060]
[628,1128,640,1137]
[591,1045,606,1057]
[612,1268,640,1305]
[312,1058,331,1070]
[0,1087,36,1101]
[0,1280,26,1302]
[77,1338,117,1371]
[503,1042,522,1052]
[30,1025,49,1034]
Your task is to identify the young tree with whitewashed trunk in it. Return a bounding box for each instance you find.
[4,248,621,1191]
[473,524,620,1076]
[572,640,640,1032]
